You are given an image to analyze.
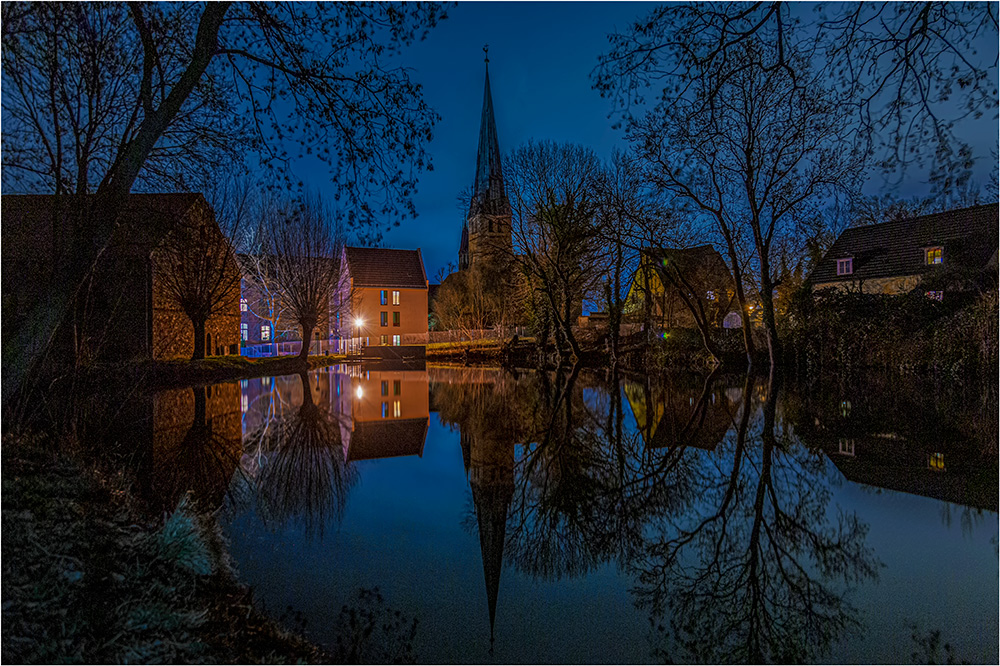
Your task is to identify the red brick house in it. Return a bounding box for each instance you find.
[1,193,240,362]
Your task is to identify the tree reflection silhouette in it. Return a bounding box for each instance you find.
[151,384,245,514]
[635,370,879,664]
[241,372,358,538]
[437,365,879,662]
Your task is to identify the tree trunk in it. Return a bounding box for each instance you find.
[192,318,206,360]
[298,323,315,360]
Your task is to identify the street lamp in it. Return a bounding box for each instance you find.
[353,317,364,355]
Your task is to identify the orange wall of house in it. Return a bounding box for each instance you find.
[349,370,430,422]
[353,286,428,343]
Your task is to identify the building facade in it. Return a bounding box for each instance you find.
[340,246,429,346]
[809,203,999,297]
[2,193,240,362]
[624,245,737,330]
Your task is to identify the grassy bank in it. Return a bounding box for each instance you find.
[150,353,350,389]
[1,431,330,664]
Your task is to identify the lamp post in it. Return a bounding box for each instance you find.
[354,317,364,356]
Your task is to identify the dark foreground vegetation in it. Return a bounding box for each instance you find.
[2,428,420,664]
[1,432,328,664]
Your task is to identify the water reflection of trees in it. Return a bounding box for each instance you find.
[239,372,358,537]
[436,365,880,662]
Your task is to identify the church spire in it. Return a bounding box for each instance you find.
[470,46,509,218]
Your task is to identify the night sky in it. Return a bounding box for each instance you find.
[289,2,997,282]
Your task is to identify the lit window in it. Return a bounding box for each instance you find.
[838,438,855,456]
[240,297,248,312]
[381,402,389,418]
[928,452,945,471]
[393,334,401,346]
[381,380,388,396]
[706,290,716,301]
[840,400,851,417]
[926,290,944,301]
[241,395,248,413]
[392,290,400,305]
[393,401,401,418]
[380,290,388,305]
[926,247,943,265]
[380,311,388,327]
[393,380,401,396]
[836,258,853,276]
[380,334,388,345]
[392,311,400,327]
[240,323,248,341]
[261,325,270,341]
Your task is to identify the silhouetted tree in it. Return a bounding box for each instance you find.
[1,1,445,397]
[264,192,345,360]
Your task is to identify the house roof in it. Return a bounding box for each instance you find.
[343,246,427,289]
[809,203,999,285]
[1,193,208,259]
[628,244,733,297]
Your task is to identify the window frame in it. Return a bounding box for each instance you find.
[380,311,388,327]
[240,297,248,312]
[836,257,853,276]
[240,323,248,341]
[260,325,271,341]
[392,290,400,305]
[925,246,943,265]
[379,289,388,305]
[392,334,401,346]
[392,311,400,327]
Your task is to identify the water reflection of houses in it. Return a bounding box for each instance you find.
[624,374,744,452]
[795,391,997,512]
[334,364,430,462]
[151,383,243,512]
[83,383,243,514]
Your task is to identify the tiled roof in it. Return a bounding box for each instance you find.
[343,246,427,289]
[2,193,207,256]
[640,244,733,288]
[809,203,999,285]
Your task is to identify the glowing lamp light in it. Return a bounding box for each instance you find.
[355,385,363,399]
[354,318,364,328]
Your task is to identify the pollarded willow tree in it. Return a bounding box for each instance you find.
[263,192,347,361]
[1,1,446,398]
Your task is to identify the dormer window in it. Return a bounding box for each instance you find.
[836,258,853,276]
[925,246,943,265]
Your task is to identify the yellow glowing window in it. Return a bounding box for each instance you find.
[260,325,270,341]
[393,401,401,418]
[926,247,943,265]
[928,452,945,471]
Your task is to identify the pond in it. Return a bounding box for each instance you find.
[85,363,998,663]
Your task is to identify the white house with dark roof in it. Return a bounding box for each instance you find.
[809,203,998,297]
[338,246,429,346]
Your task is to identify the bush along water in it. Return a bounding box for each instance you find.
[783,287,999,377]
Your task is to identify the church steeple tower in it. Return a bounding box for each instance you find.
[460,46,512,271]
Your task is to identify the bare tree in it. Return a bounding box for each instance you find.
[626,35,863,366]
[1,2,446,398]
[152,199,241,360]
[505,141,606,361]
[594,2,997,193]
[265,193,344,360]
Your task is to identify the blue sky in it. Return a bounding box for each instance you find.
[289,2,997,282]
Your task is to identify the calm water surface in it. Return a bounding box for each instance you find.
[126,365,998,663]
